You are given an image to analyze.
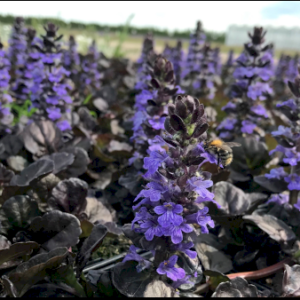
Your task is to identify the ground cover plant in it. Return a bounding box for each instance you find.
[0,16,300,298]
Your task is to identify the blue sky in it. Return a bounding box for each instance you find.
[1,1,299,32]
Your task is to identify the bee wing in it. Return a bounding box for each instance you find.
[226,142,241,148]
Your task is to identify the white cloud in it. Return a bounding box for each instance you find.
[1,0,298,32]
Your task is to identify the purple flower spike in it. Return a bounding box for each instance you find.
[283,149,300,166]
[56,120,71,131]
[187,177,214,199]
[140,217,164,241]
[123,245,152,273]
[156,255,186,281]
[171,242,197,259]
[272,125,293,140]
[154,202,183,227]
[125,94,214,286]
[219,27,273,138]
[164,220,193,244]
[172,275,193,289]
[143,149,169,176]
[277,99,297,110]
[217,118,237,131]
[266,194,289,205]
[185,207,215,233]
[46,107,61,121]
[265,167,287,180]
[241,120,256,134]
[284,174,300,191]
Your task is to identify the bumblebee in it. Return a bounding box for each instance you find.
[204,139,241,169]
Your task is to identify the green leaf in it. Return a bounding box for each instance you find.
[204,270,230,291]
[49,264,86,297]
[113,14,134,58]
[0,242,40,267]
[83,94,93,105]
[89,110,97,118]
[80,219,94,238]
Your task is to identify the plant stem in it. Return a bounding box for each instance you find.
[195,257,292,295]
[226,257,292,281]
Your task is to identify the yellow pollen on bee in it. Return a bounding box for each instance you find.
[164,261,168,266]
[209,139,223,147]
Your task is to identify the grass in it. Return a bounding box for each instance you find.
[0,22,299,61]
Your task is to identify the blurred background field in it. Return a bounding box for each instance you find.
[0,12,299,62]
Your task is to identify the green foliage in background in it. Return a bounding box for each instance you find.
[0,13,225,43]
[8,99,37,125]
[113,14,134,58]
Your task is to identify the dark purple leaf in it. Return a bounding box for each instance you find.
[243,214,296,244]
[0,242,40,268]
[191,104,204,124]
[83,197,114,224]
[59,147,89,178]
[86,270,121,297]
[1,276,17,298]
[164,70,174,83]
[22,283,79,298]
[75,224,108,276]
[112,261,174,297]
[254,175,288,193]
[41,152,75,174]
[8,247,69,297]
[168,104,175,115]
[282,264,300,296]
[48,178,88,216]
[21,120,63,158]
[192,123,208,138]
[164,117,176,134]
[0,195,41,236]
[212,182,266,216]
[0,163,14,185]
[151,78,160,89]
[195,234,233,274]
[170,114,186,132]
[9,159,54,187]
[288,81,300,98]
[175,100,188,119]
[212,277,259,297]
[28,210,82,251]
[0,135,23,160]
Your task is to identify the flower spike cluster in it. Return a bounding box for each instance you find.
[7,17,27,78]
[120,55,181,197]
[63,35,80,81]
[135,34,154,91]
[10,28,43,104]
[131,55,181,160]
[171,41,184,86]
[181,21,205,95]
[218,27,273,140]
[31,23,73,131]
[0,41,13,135]
[265,66,300,209]
[125,94,216,286]
[181,22,220,100]
[78,40,101,99]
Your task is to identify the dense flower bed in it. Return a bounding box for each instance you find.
[0,17,300,298]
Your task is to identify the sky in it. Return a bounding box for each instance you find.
[1,1,300,32]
